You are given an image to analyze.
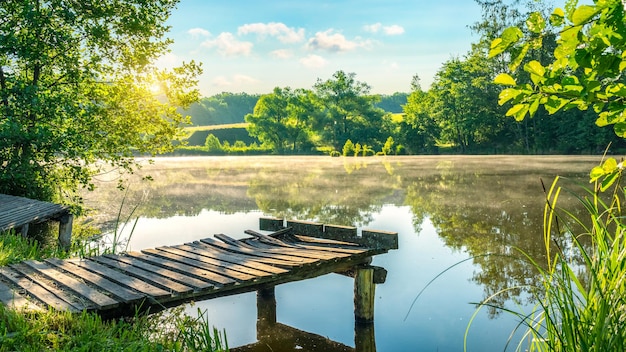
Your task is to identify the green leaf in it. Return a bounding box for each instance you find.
[525,61,546,85]
[498,88,521,105]
[550,8,565,26]
[600,171,618,191]
[528,97,541,117]
[489,27,523,58]
[572,5,599,25]
[614,122,626,137]
[506,104,529,121]
[544,95,569,114]
[494,73,517,86]
[509,43,530,72]
[526,12,546,34]
[590,165,605,182]
[602,157,618,173]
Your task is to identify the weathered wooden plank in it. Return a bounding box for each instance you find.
[202,237,319,265]
[175,244,289,275]
[242,240,354,260]
[143,248,256,282]
[0,266,80,312]
[103,254,214,291]
[74,259,172,300]
[189,241,299,268]
[11,263,91,311]
[0,279,41,312]
[45,258,144,303]
[88,256,194,296]
[155,246,276,278]
[293,234,361,247]
[125,251,236,287]
[21,260,119,310]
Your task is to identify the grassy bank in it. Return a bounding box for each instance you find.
[0,231,229,351]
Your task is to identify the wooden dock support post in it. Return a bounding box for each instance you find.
[354,266,375,323]
[58,214,73,250]
[256,286,277,340]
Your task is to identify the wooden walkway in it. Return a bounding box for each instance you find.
[0,218,397,318]
[0,194,73,248]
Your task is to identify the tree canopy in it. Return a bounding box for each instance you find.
[0,0,200,206]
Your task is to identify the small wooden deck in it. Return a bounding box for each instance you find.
[0,218,397,319]
[0,194,73,248]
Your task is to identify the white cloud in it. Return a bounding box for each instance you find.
[299,54,328,68]
[363,23,382,33]
[306,29,366,52]
[383,25,405,35]
[363,23,405,36]
[201,32,253,56]
[271,49,293,59]
[238,22,305,43]
[188,27,210,37]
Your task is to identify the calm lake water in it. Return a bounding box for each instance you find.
[83,155,599,351]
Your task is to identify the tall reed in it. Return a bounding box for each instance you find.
[470,175,626,351]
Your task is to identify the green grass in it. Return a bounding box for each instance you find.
[182,123,249,138]
[0,227,229,351]
[0,305,228,351]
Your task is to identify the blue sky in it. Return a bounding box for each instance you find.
[160,1,486,96]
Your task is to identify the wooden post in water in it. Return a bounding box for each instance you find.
[58,214,73,250]
[256,286,277,341]
[354,266,375,323]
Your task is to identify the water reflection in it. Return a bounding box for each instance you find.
[83,155,600,350]
[231,288,375,352]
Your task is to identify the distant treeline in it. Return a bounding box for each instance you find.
[181,92,408,126]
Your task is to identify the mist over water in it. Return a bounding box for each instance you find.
[84,155,598,351]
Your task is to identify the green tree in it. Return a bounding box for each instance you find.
[0,0,200,205]
[382,136,395,155]
[314,71,387,151]
[342,139,355,156]
[245,87,318,153]
[204,134,223,152]
[402,76,440,154]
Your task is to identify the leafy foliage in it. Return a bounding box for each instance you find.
[0,0,200,206]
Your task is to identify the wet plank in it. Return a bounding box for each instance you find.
[21,260,119,310]
[0,266,80,312]
[45,258,144,303]
[103,254,214,291]
[89,256,194,295]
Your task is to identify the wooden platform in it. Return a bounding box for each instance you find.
[0,194,73,248]
[0,219,397,318]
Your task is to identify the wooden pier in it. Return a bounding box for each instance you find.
[0,218,397,321]
[0,194,73,249]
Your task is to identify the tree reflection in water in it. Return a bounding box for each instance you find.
[84,155,597,320]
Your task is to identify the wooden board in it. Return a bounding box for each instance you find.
[175,244,289,275]
[124,251,236,287]
[103,254,214,291]
[0,278,41,312]
[89,256,194,295]
[45,258,145,303]
[0,266,80,312]
[21,260,119,310]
